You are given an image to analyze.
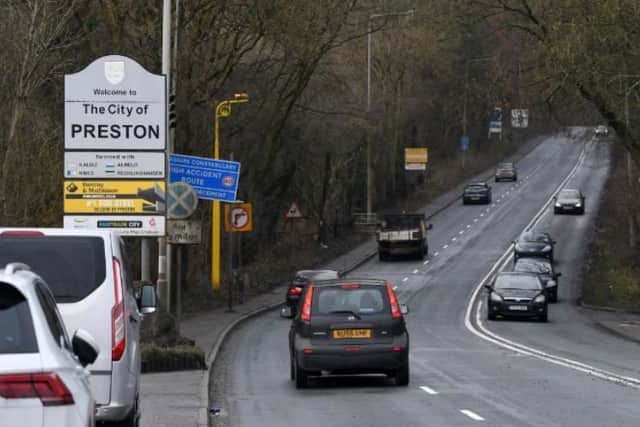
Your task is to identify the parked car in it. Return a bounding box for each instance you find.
[0,262,99,427]
[485,271,549,322]
[462,182,492,204]
[495,162,518,182]
[283,270,339,318]
[0,229,157,426]
[554,188,585,214]
[513,230,556,263]
[287,278,409,388]
[514,258,561,302]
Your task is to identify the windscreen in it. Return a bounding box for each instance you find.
[313,286,387,315]
[0,236,106,302]
[515,261,551,274]
[0,283,38,354]
[381,216,422,229]
[495,275,541,290]
[465,186,486,193]
[559,190,580,199]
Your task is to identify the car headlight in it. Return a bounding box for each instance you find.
[490,292,503,302]
[575,202,582,207]
[542,245,552,252]
[534,294,546,303]
[555,202,561,207]
[514,244,523,252]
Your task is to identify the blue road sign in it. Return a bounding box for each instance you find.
[461,135,470,151]
[169,153,241,202]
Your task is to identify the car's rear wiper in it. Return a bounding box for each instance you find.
[328,310,361,320]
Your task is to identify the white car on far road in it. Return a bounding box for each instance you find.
[0,262,99,427]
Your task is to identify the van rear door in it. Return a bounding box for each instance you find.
[0,231,113,405]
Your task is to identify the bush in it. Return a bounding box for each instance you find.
[141,343,206,373]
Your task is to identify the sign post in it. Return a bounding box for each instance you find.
[63,55,167,236]
[404,147,428,171]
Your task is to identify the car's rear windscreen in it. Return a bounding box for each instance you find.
[0,236,106,302]
[0,283,38,354]
[381,216,422,229]
[313,286,388,315]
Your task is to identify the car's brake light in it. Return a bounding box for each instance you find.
[0,230,45,236]
[386,283,401,319]
[341,284,360,289]
[287,286,303,295]
[300,285,314,322]
[0,373,74,406]
[112,258,126,361]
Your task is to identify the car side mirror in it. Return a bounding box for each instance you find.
[484,284,493,292]
[280,306,293,318]
[546,280,557,289]
[555,272,562,278]
[400,304,409,315]
[552,240,557,244]
[72,329,99,367]
[138,283,157,315]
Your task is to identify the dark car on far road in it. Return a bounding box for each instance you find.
[514,258,561,302]
[554,188,585,215]
[495,162,518,182]
[288,278,409,389]
[513,230,556,263]
[462,182,492,204]
[485,272,549,322]
[283,270,339,318]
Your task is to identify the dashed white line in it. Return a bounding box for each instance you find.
[452,237,457,242]
[480,213,485,217]
[402,277,408,282]
[393,285,398,290]
[443,244,449,249]
[423,260,429,265]
[467,224,472,228]
[474,218,479,222]
[492,203,497,207]
[434,252,439,256]
[460,410,485,421]
[412,269,419,274]
[459,230,464,235]
[419,385,439,395]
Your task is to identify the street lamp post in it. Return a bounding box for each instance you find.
[211,93,249,290]
[366,9,415,217]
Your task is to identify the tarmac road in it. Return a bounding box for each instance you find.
[210,130,640,427]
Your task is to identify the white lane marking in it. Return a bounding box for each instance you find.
[434,252,439,256]
[474,218,479,222]
[413,269,419,274]
[467,224,472,228]
[452,237,457,242]
[464,143,640,390]
[480,213,485,217]
[423,260,429,265]
[420,385,439,395]
[492,203,497,207]
[459,230,464,235]
[393,285,398,290]
[460,410,485,421]
[402,277,408,282]
[443,244,449,249]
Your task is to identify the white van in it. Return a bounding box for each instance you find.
[0,228,156,426]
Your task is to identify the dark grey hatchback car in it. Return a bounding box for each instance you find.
[287,279,409,389]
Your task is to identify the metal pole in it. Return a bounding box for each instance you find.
[157,0,172,310]
[226,153,234,311]
[141,239,151,281]
[211,105,222,289]
[366,20,372,217]
[175,244,182,335]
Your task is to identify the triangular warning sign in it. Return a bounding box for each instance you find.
[285,202,304,219]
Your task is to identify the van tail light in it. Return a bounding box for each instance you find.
[386,283,401,319]
[111,258,126,361]
[300,285,314,322]
[0,373,74,406]
[287,286,303,296]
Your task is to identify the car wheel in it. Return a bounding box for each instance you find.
[580,207,585,215]
[539,311,548,322]
[424,245,429,256]
[462,199,467,205]
[395,359,410,386]
[378,252,386,262]
[488,311,497,321]
[290,355,295,381]
[550,289,558,303]
[294,358,308,389]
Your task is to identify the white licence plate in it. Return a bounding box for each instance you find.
[563,206,573,209]
[508,305,528,311]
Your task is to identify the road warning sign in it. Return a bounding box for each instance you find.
[63,180,166,214]
[224,203,253,232]
[285,202,304,220]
